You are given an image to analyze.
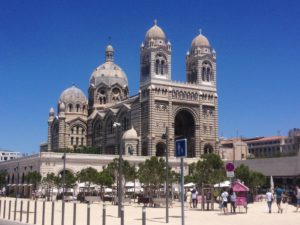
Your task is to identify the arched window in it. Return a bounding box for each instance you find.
[76,137,79,146]
[161,60,165,74]
[82,106,86,113]
[206,68,210,81]
[155,59,159,74]
[68,104,73,112]
[202,67,205,81]
[76,127,79,134]
[81,138,84,145]
[76,104,80,112]
[71,137,74,145]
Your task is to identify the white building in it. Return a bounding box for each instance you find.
[0,149,21,162]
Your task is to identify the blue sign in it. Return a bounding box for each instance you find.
[175,139,187,157]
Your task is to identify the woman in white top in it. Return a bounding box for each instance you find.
[229,188,237,214]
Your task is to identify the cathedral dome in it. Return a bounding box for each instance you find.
[145,21,166,41]
[191,33,210,48]
[122,126,138,140]
[59,85,87,104]
[90,45,128,88]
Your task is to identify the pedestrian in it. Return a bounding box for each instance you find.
[191,188,198,208]
[295,186,300,212]
[221,188,229,214]
[186,189,192,208]
[229,188,236,214]
[275,186,285,213]
[266,188,274,213]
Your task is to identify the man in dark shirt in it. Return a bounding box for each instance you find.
[275,186,285,213]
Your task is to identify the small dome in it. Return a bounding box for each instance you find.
[191,34,210,48]
[59,102,66,111]
[145,21,166,41]
[49,107,55,116]
[90,45,128,88]
[122,127,138,140]
[59,85,87,104]
[106,44,114,52]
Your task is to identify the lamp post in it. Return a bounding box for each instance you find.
[113,122,122,218]
[163,127,169,223]
[62,150,66,199]
[166,127,170,223]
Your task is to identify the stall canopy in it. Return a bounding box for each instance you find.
[184,182,196,188]
[213,180,231,188]
[232,181,249,192]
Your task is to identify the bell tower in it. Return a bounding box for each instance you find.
[186,30,216,86]
[140,20,172,87]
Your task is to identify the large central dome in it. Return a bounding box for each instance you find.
[89,45,128,88]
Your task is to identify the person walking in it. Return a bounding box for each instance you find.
[191,188,198,208]
[295,186,300,212]
[229,188,236,214]
[266,189,274,213]
[221,188,229,214]
[275,186,285,213]
[186,189,192,208]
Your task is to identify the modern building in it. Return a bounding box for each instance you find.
[246,128,300,158]
[47,21,219,158]
[0,149,21,162]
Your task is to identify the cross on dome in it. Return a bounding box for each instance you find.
[154,19,157,25]
[199,28,202,35]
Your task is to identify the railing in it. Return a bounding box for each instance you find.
[0,197,148,225]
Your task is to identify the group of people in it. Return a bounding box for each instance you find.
[186,188,199,208]
[266,185,300,213]
[220,188,237,214]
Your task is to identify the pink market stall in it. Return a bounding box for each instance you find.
[232,181,249,213]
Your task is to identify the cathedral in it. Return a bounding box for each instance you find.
[47,21,219,158]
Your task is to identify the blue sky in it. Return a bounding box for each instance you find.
[1,0,300,153]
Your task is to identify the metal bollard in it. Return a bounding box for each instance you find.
[73,202,76,225]
[3,200,6,219]
[61,200,65,225]
[34,200,37,224]
[142,207,146,225]
[102,204,106,225]
[26,201,30,223]
[20,200,23,222]
[51,201,55,225]
[121,205,124,225]
[8,200,11,220]
[0,199,2,215]
[87,203,90,225]
[42,201,45,225]
[14,199,17,220]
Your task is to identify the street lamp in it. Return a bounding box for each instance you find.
[62,150,66,199]
[113,122,122,218]
[162,127,169,223]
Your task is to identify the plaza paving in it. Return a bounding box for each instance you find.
[0,197,299,225]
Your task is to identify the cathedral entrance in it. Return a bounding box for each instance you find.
[174,109,195,157]
[204,144,214,154]
[156,142,166,156]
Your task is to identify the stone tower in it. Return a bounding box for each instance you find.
[140,20,172,86]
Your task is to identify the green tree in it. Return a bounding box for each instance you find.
[97,170,114,197]
[194,154,226,186]
[77,167,99,192]
[138,156,166,195]
[235,164,266,190]
[0,171,8,188]
[25,171,42,191]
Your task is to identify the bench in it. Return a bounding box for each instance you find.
[152,198,172,207]
[85,196,101,203]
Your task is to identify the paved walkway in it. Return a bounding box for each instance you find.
[0,197,300,225]
[0,220,27,225]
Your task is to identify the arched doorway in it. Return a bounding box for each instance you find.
[156,142,166,156]
[175,109,195,157]
[204,144,214,154]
